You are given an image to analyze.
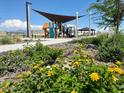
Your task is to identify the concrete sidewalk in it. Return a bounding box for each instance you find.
[0,38,74,53]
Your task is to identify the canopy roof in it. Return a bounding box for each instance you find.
[33,9,85,23]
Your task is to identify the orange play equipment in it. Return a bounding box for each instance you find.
[43,23,49,38]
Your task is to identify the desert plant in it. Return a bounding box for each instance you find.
[97,32,124,62]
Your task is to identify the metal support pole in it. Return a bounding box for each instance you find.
[89,12,91,35]
[76,12,79,38]
[26,1,31,37]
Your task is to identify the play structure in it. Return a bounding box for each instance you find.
[33,9,85,38]
[26,1,95,38]
[42,22,76,38]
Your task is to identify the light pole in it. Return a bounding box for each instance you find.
[0,18,1,24]
[76,12,79,38]
[26,0,31,37]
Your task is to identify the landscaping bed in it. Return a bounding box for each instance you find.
[0,33,124,93]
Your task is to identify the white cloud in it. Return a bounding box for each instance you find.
[0,19,42,32]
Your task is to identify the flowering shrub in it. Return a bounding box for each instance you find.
[0,44,124,93]
[0,42,63,76]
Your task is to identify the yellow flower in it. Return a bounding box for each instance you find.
[17,73,23,78]
[108,67,114,72]
[116,61,122,65]
[74,50,78,54]
[73,62,80,67]
[40,68,44,72]
[52,64,58,68]
[4,81,10,88]
[81,50,84,54]
[114,67,123,75]
[26,70,31,76]
[85,59,89,63]
[91,58,95,63]
[0,89,4,93]
[47,71,54,77]
[112,75,118,82]
[90,72,100,81]
[33,64,40,69]
[71,90,77,93]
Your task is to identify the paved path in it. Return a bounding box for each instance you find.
[0,38,74,53]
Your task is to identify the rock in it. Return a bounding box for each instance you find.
[85,44,98,50]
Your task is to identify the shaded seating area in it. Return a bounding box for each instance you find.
[33,9,85,38]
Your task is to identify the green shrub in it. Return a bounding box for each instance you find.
[0,36,13,44]
[13,36,22,43]
[23,42,63,62]
[94,33,108,46]
[71,33,108,46]
[0,42,63,76]
[0,36,22,44]
[97,32,124,62]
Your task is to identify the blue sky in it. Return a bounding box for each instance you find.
[0,0,124,31]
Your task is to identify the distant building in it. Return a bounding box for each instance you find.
[78,27,96,35]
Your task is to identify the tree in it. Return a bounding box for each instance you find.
[88,0,124,33]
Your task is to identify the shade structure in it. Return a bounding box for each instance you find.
[78,27,95,31]
[33,9,85,23]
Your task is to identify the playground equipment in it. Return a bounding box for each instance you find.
[49,22,55,38]
[43,22,76,38]
[67,26,75,37]
[43,23,49,38]
[43,22,60,38]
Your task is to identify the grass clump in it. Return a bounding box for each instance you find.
[0,36,13,44]
[0,36,22,45]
